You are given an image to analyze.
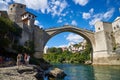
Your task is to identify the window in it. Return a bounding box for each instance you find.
[98,27,100,30]
[32,16,34,18]
[117,25,119,28]
[13,4,15,7]
[114,27,116,30]
[20,5,23,8]
[29,14,31,17]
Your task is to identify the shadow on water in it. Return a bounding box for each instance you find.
[46,63,120,80]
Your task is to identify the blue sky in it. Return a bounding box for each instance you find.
[0,0,120,48]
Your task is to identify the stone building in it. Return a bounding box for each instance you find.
[68,40,87,53]
[95,17,120,54]
[0,3,37,46]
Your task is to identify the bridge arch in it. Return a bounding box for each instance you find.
[45,25,95,52]
[34,24,120,65]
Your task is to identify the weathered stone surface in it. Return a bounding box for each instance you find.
[48,68,66,78]
[85,60,92,65]
[0,65,44,80]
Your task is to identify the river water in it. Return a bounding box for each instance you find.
[47,63,120,80]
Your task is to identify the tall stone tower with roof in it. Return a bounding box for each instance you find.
[7,3,36,45]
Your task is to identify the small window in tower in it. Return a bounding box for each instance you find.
[117,25,119,28]
[20,5,23,8]
[32,16,34,18]
[13,4,15,7]
[114,27,116,30]
[98,27,100,30]
[29,14,31,17]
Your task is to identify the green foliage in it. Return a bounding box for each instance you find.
[43,42,92,64]
[48,47,63,54]
[0,17,22,49]
[24,40,35,55]
[12,40,35,55]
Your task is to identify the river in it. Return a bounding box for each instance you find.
[45,63,120,80]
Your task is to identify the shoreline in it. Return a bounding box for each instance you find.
[0,65,45,80]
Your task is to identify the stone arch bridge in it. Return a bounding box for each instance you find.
[33,25,120,65]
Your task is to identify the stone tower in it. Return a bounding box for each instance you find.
[112,17,120,49]
[8,3,26,23]
[8,3,36,46]
[93,21,114,64]
[94,21,113,53]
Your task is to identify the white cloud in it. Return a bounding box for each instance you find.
[56,33,84,48]
[82,8,94,20]
[66,33,83,44]
[89,8,94,13]
[13,0,48,13]
[73,0,89,6]
[71,20,77,26]
[89,8,114,26]
[89,18,101,26]
[13,0,25,3]
[34,20,43,28]
[57,17,63,23]
[103,8,114,19]
[82,13,91,19]
[0,1,9,10]
[47,0,68,16]
[1,0,68,17]
[82,8,114,26]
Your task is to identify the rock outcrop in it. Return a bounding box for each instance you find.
[48,68,66,79]
[0,65,44,80]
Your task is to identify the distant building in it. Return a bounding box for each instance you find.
[61,47,68,52]
[68,39,87,53]
[44,46,48,54]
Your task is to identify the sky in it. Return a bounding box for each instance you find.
[0,0,120,48]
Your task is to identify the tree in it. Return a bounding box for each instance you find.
[24,40,35,55]
[0,17,22,49]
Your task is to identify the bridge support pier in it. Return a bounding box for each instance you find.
[93,51,120,65]
[34,51,43,59]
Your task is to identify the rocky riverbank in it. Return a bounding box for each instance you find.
[0,65,44,80]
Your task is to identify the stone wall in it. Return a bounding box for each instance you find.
[8,3,26,22]
[33,26,50,58]
[93,52,120,65]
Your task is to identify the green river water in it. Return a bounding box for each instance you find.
[46,64,120,80]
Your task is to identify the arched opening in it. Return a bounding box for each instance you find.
[43,31,93,64]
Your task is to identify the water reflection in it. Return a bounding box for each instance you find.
[52,64,120,80]
[93,65,120,80]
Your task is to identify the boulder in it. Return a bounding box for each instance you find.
[48,68,66,78]
[85,60,92,65]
